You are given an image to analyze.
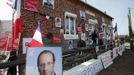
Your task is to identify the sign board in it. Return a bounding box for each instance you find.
[88,19,98,24]
[24,0,38,11]
[52,35,62,43]
[64,34,78,40]
[42,0,54,9]
[55,17,61,27]
[63,59,103,75]
[98,50,113,69]
[112,48,118,60]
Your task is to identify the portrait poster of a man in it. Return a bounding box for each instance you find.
[42,0,54,9]
[26,47,62,75]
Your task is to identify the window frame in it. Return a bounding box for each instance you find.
[64,12,77,35]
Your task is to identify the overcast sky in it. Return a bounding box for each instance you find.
[85,0,134,35]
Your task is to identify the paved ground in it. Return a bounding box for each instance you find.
[98,49,134,75]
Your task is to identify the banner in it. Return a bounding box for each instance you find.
[98,50,113,69]
[63,59,103,75]
[52,35,62,43]
[24,0,38,11]
[112,48,118,60]
[0,33,12,51]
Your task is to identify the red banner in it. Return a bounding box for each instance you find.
[52,35,62,44]
[24,0,38,12]
[0,33,17,51]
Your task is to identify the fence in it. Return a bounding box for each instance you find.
[0,44,115,70]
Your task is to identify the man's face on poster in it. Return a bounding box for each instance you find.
[38,53,55,75]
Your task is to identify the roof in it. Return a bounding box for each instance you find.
[80,0,113,20]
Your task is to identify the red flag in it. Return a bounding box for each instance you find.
[27,22,44,47]
[12,0,22,50]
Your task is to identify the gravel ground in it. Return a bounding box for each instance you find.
[98,49,134,75]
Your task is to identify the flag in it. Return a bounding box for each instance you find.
[6,0,15,9]
[114,24,117,33]
[12,0,22,49]
[27,22,44,47]
[113,23,119,41]
[13,0,22,39]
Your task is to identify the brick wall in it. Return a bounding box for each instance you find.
[22,0,113,49]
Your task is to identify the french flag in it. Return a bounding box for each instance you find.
[27,22,44,47]
[12,0,22,50]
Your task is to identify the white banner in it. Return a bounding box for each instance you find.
[63,59,103,75]
[98,50,113,69]
[112,48,118,60]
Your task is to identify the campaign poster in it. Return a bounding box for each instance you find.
[42,0,55,9]
[24,0,38,11]
[26,47,62,75]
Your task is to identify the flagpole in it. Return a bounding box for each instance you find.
[128,8,133,50]
[12,0,18,50]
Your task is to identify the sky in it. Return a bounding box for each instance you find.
[0,0,134,35]
[84,0,134,35]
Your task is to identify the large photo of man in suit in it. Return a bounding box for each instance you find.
[26,47,62,75]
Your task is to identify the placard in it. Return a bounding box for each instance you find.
[55,17,61,27]
[26,47,62,75]
[42,0,54,9]
[24,0,38,11]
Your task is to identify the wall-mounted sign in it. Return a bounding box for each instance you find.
[102,17,105,23]
[81,33,86,41]
[52,35,62,43]
[55,17,61,27]
[85,10,95,17]
[24,0,38,12]
[85,24,89,31]
[64,34,78,40]
[85,24,94,33]
[77,27,82,33]
[80,10,86,19]
[88,19,98,24]
[60,29,64,34]
[42,0,54,9]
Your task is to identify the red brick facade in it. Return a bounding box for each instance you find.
[22,0,113,49]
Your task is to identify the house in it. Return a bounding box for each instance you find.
[22,0,113,50]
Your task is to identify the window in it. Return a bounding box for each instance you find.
[65,12,77,35]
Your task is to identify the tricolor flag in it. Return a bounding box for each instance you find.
[113,23,119,41]
[114,24,117,33]
[12,0,22,49]
[27,22,44,47]
[13,0,22,39]
[6,0,15,9]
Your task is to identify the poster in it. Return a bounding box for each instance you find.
[55,17,61,27]
[24,0,38,11]
[77,27,82,33]
[80,10,86,19]
[42,0,54,9]
[52,35,62,43]
[26,47,62,75]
